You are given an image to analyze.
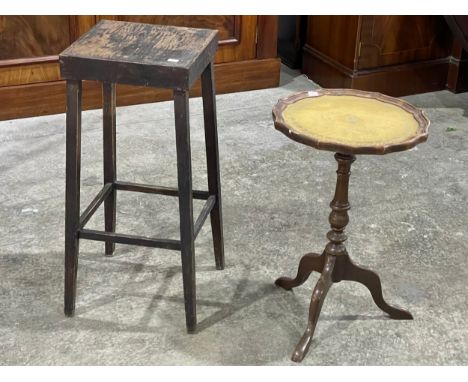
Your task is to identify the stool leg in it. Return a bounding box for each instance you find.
[174,89,196,333]
[103,82,117,256]
[201,63,225,270]
[64,79,82,317]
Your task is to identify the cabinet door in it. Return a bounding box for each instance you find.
[0,16,95,87]
[357,15,452,69]
[97,15,257,63]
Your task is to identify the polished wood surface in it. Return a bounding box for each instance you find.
[302,16,460,96]
[257,16,279,59]
[357,16,452,69]
[0,58,280,121]
[0,15,279,121]
[0,16,71,59]
[306,15,359,69]
[0,61,60,86]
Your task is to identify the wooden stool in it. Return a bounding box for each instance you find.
[59,20,224,333]
[272,89,430,362]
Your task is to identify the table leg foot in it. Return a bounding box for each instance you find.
[341,255,413,320]
[291,255,335,362]
[275,252,324,291]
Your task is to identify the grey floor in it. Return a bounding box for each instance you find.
[1,67,467,365]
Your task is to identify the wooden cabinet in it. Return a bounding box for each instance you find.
[357,16,451,69]
[302,16,465,96]
[0,15,280,120]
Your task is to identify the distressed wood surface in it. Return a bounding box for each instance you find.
[101,15,238,42]
[97,15,256,64]
[60,20,218,89]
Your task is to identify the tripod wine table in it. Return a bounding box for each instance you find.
[272,89,430,362]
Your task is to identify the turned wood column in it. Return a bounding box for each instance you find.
[325,153,355,258]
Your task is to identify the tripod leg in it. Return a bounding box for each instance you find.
[291,255,335,362]
[341,256,413,319]
[275,252,325,291]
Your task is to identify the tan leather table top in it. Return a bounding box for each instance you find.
[273,89,430,155]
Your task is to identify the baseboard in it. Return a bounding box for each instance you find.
[302,45,450,97]
[0,58,281,121]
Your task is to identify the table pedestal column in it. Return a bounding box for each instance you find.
[276,153,413,362]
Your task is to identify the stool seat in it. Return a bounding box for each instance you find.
[273,89,429,155]
[60,20,218,89]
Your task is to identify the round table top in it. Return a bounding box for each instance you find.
[272,89,430,155]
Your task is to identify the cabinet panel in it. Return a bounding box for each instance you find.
[358,16,452,69]
[0,15,279,120]
[0,16,96,87]
[0,16,71,60]
[306,16,359,69]
[302,15,459,96]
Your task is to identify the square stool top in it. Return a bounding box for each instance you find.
[59,20,218,90]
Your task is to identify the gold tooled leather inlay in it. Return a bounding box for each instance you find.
[282,95,419,147]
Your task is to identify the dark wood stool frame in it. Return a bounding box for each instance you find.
[61,21,224,333]
[272,89,430,362]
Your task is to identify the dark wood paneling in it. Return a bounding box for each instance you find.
[0,16,95,87]
[352,60,450,97]
[257,16,279,59]
[306,16,359,70]
[358,16,452,69]
[303,45,449,97]
[0,15,280,120]
[0,16,71,60]
[0,58,281,120]
[447,42,468,93]
[444,16,468,52]
[302,47,352,89]
[278,15,307,68]
[302,15,460,96]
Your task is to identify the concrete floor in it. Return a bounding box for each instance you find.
[0,68,467,365]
